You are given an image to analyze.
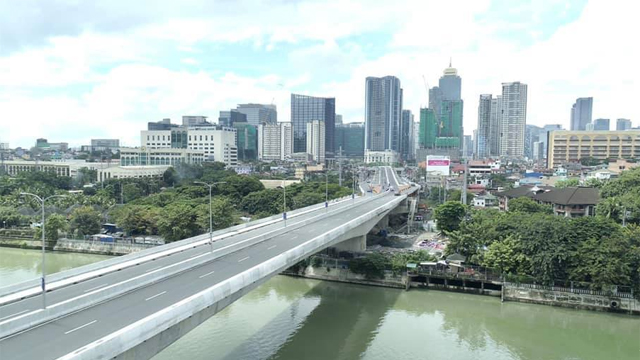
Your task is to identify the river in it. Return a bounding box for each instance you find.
[1,247,638,360]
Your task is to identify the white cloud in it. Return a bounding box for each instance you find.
[1,0,638,150]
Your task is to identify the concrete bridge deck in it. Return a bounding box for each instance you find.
[0,167,416,360]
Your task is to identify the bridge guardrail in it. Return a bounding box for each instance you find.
[0,194,371,302]
[0,192,388,339]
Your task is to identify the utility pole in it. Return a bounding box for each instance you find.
[461,157,468,205]
[338,146,343,187]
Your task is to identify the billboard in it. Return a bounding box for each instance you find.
[426,156,450,176]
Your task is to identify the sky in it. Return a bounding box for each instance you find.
[1,0,638,148]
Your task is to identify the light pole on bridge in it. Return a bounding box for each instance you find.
[20,192,67,309]
[194,181,226,253]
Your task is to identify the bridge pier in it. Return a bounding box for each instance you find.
[377,216,389,228]
[332,235,366,253]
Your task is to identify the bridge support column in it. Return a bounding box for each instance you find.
[377,215,389,228]
[332,234,366,253]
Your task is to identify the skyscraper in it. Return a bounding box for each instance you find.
[617,118,632,131]
[290,94,335,158]
[500,82,528,157]
[335,123,365,159]
[236,104,277,126]
[427,63,464,153]
[570,97,593,131]
[419,108,437,149]
[439,60,462,101]
[364,76,403,153]
[593,118,610,131]
[489,95,503,156]
[306,120,326,163]
[525,124,541,159]
[476,94,492,158]
[400,110,414,160]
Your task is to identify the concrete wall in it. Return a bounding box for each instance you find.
[54,239,152,255]
[288,266,405,289]
[504,285,640,315]
[0,238,56,250]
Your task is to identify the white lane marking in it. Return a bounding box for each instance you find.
[267,245,277,250]
[144,266,162,273]
[64,320,97,335]
[0,309,29,321]
[198,270,215,279]
[0,194,364,305]
[290,235,299,239]
[83,284,109,293]
[238,256,250,263]
[145,291,167,302]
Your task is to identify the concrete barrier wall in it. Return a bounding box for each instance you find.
[54,239,152,255]
[58,195,405,360]
[504,285,640,315]
[0,194,393,339]
[0,195,366,299]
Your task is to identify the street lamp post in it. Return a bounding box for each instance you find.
[325,171,329,211]
[194,181,226,253]
[20,192,67,309]
[282,180,287,227]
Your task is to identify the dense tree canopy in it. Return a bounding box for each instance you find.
[434,201,467,233]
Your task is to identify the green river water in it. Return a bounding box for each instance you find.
[1,247,638,360]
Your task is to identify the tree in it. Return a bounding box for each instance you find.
[292,192,325,209]
[482,235,529,274]
[69,206,101,237]
[196,197,236,231]
[584,178,604,188]
[123,183,143,203]
[555,178,580,188]
[349,253,391,279]
[241,189,289,215]
[434,201,466,233]
[580,156,603,166]
[0,206,28,227]
[157,202,203,242]
[570,234,631,289]
[34,213,67,241]
[508,197,552,214]
[111,205,160,235]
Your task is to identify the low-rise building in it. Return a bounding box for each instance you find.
[365,149,398,164]
[547,130,640,168]
[608,159,640,174]
[473,194,497,208]
[1,160,70,177]
[119,147,206,166]
[495,185,599,217]
[97,166,170,182]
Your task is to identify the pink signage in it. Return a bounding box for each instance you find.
[427,160,450,166]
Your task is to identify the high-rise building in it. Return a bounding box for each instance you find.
[291,94,336,159]
[258,124,281,161]
[335,123,365,159]
[148,118,178,131]
[463,135,473,158]
[280,122,293,161]
[439,60,462,101]
[218,110,247,127]
[547,130,640,168]
[425,63,464,153]
[419,108,438,149]
[617,118,632,131]
[140,126,238,166]
[236,104,277,126]
[306,120,326,163]
[593,118,610,131]
[91,139,120,152]
[182,116,210,127]
[500,82,528,157]
[476,94,492,158]
[570,97,593,131]
[413,121,420,160]
[364,76,403,153]
[400,110,414,161]
[525,124,542,159]
[489,96,503,156]
[232,122,258,161]
[335,114,343,126]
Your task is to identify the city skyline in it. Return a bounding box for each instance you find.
[1,0,638,149]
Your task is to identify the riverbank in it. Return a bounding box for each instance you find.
[0,237,154,255]
[288,261,640,316]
